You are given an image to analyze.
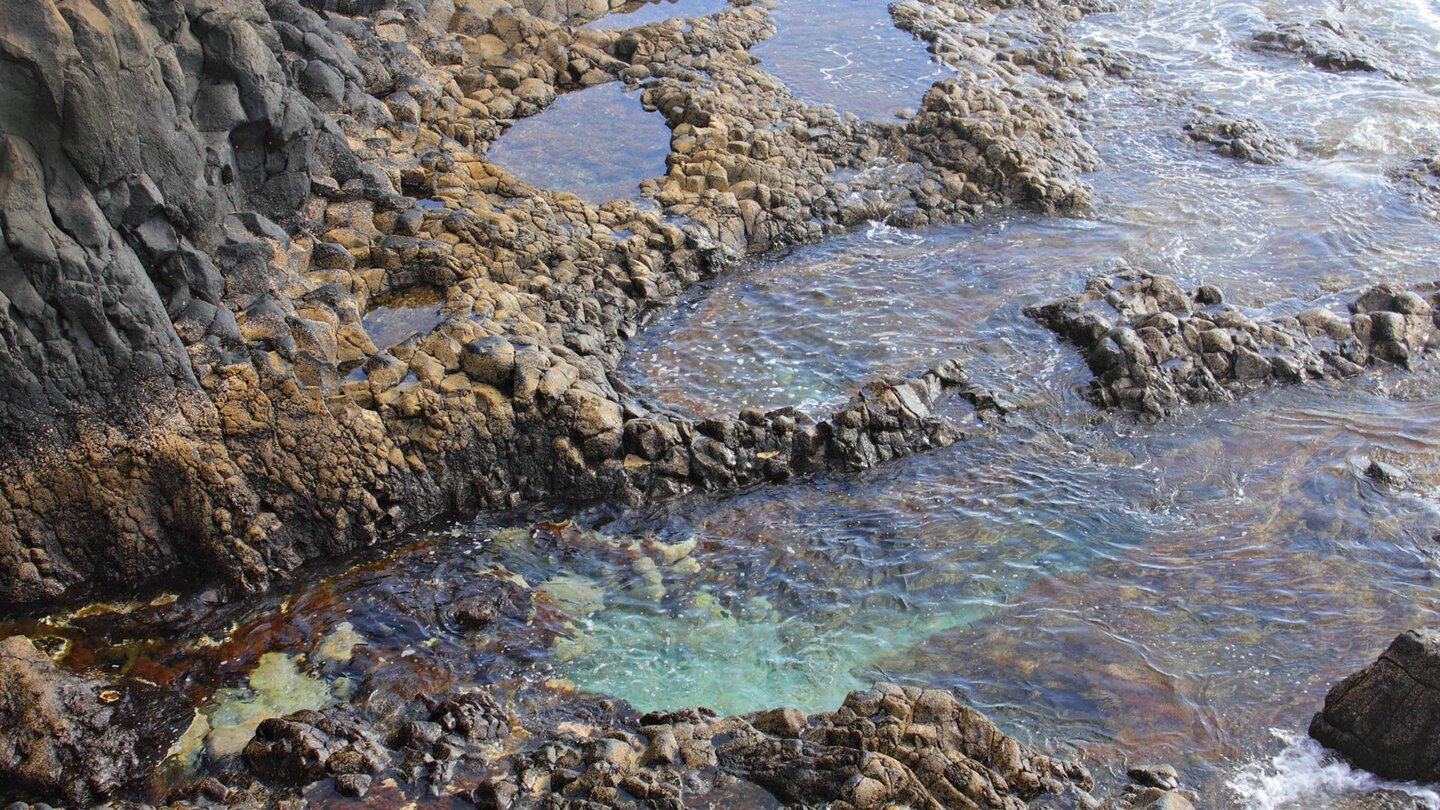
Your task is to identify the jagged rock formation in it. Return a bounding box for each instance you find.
[0,635,194,806]
[1251,19,1408,81]
[0,0,1106,610]
[177,683,1095,808]
[1310,628,1440,783]
[1026,271,1438,418]
[0,0,1114,802]
[1183,112,1293,165]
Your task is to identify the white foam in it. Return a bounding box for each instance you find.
[1228,729,1440,810]
[864,219,925,245]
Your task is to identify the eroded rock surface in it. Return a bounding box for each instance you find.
[214,683,1092,809]
[0,635,193,806]
[1251,19,1407,81]
[1026,271,1438,418]
[1183,112,1293,165]
[1309,628,1440,783]
[0,0,1106,610]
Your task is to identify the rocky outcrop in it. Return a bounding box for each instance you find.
[1391,155,1440,215]
[1026,271,1438,418]
[227,683,1093,809]
[0,0,1106,610]
[0,635,193,806]
[1309,628,1440,783]
[1183,112,1293,165]
[242,707,387,790]
[1251,20,1407,81]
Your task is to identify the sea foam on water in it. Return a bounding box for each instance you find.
[1228,730,1440,810]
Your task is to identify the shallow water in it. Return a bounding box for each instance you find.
[361,287,446,350]
[12,0,1440,807]
[607,0,1440,805]
[486,83,671,203]
[582,0,730,29]
[752,0,950,119]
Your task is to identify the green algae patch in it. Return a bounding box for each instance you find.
[202,653,335,759]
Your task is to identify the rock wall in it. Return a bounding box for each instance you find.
[0,0,1107,608]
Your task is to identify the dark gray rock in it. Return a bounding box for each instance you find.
[1184,113,1294,165]
[1310,628,1440,782]
[1252,20,1408,81]
[1366,459,1410,487]
[1027,269,1436,418]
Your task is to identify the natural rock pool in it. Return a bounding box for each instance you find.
[9,0,1440,806]
[753,0,951,119]
[582,0,731,29]
[360,287,448,351]
[486,82,672,203]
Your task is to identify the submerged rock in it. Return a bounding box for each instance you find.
[1251,20,1407,80]
[1183,113,1294,165]
[1309,628,1440,783]
[0,635,193,805]
[1026,270,1438,418]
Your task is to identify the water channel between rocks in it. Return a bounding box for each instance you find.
[11,0,1440,807]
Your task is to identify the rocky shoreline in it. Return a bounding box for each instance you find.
[1026,271,1440,419]
[3,0,1439,806]
[0,0,1104,610]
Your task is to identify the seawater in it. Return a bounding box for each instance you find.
[11,0,1440,807]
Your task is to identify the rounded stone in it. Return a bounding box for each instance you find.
[461,337,516,387]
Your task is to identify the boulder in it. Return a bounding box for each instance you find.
[1309,629,1440,782]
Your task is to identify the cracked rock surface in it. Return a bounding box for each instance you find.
[1310,628,1440,784]
[1026,270,1439,419]
[0,0,1106,610]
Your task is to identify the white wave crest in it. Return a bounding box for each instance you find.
[1228,729,1440,810]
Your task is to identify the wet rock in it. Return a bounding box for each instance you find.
[497,682,1090,808]
[1113,788,1196,810]
[751,706,806,737]
[1365,458,1410,487]
[0,635,193,805]
[1126,764,1180,790]
[1310,628,1440,782]
[242,707,385,787]
[1030,784,1105,809]
[1184,113,1294,165]
[1252,20,1407,80]
[334,772,373,797]
[1027,270,1436,418]
[471,777,520,809]
[424,690,510,744]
